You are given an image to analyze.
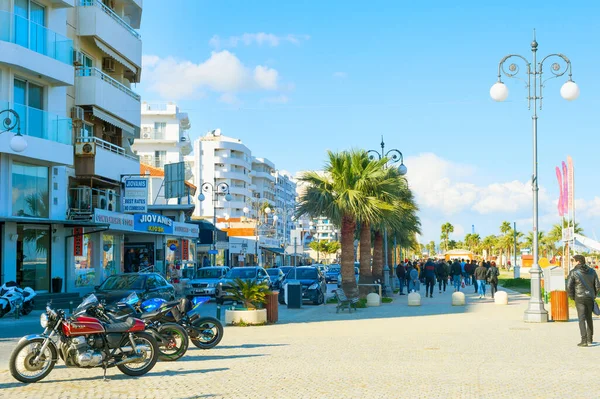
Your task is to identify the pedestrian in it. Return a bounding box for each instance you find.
[464,260,472,286]
[408,265,420,293]
[405,261,412,293]
[471,260,479,293]
[567,255,600,347]
[451,259,462,292]
[396,262,406,295]
[474,261,488,299]
[124,248,135,273]
[423,260,437,298]
[436,260,448,294]
[202,255,210,267]
[487,261,500,299]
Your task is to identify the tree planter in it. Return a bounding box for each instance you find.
[225,309,267,326]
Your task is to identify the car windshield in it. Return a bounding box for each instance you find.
[266,269,280,276]
[287,269,318,280]
[226,268,257,279]
[328,267,340,273]
[196,268,224,279]
[100,275,145,290]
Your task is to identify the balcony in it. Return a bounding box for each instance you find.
[139,155,166,169]
[253,171,276,181]
[214,156,250,169]
[214,170,251,183]
[0,102,73,164]
[74,136,139,182]
[0,10,74,85]
[75,67,141,128]
[139,128,170,141]
[78,0,142,70]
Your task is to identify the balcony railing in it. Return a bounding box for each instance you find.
[140,128,167,140]
[76,67,141,101]
[0,10,73,65]
[76,136,138,160]
[5,102,72,145]
[139,155,166,168]
[79,0,141,39]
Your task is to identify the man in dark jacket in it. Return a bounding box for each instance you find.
[436,261,449,294]
[474,262,488,299]
[423,260,437,298]
[396,263,406,295]
[567,255,600,346]
[486,262,500,299]
[451,260,462,292]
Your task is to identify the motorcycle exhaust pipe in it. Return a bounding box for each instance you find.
[115,344,151,354]
[115,355,142,365]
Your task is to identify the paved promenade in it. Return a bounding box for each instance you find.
[0,287,599,399]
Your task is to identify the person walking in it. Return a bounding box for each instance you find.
[451,259,462,292]
[474,261,488,299]
[124,248,136,273]
[408,265,420,293]
[396,262,406,295]
[567,255,600,347]
[423,260,437,298]
[487,262,500,299]
[464,260,472,286]
[436,260,449,294]
[471,260,479,294]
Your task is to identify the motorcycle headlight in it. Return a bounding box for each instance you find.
[309,283,319,289]
[40,313,48,328]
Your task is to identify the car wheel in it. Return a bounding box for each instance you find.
[314,291,324,306]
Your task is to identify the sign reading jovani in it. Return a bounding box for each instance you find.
[134,213,174,234]
[123,178,148,213]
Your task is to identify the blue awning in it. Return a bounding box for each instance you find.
[261,246,285,254]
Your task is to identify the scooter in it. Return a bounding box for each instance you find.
[0,282,36,318]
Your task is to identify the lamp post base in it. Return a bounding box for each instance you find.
[524,264,548,323]
[383,265,391,296]
[513,266,521,279]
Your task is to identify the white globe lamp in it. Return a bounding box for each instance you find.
[560,80,580,101]
[398,163,407,176]
[490,82,509,102]
[224,193,232,201]
[243,206,249,214]
[265,207,271,214]
[10,134,27,153]
[198,193,205,202]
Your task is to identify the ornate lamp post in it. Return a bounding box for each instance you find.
[198,180,232,265]
[490,32,579,323]
[367,136,407,295]
[1,109,27,152]
[243,197,272,266]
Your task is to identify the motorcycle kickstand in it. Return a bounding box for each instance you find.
[102,363,109,382]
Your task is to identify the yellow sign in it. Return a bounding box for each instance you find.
[539,257,550,267]
[167,239,178,247]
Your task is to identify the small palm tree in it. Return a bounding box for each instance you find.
[224,278,271,310]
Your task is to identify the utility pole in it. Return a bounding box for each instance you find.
[514,222,518,274]
[293,237,298,267]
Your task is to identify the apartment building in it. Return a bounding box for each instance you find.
[274,170,296,244]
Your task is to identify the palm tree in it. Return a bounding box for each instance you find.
[524,231,545,252]
[498,221,511,267]
[427,241,436,256]
[297,150,393,297]
[481,235,497,260]
[440,222,454,252]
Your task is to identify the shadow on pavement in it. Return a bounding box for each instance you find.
[177,354,266,362]
[216,343,288,349]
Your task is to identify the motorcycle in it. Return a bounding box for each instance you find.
[103,293,190,362]
[0,282,36,318]
[9,294,159,383]
[122,295,223,350]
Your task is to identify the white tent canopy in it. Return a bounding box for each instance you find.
[573,234,600,253]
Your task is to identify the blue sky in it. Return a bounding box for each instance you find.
[136,1,600,245]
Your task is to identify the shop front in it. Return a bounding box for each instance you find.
[259,237,284,268]
[228,237,257,267]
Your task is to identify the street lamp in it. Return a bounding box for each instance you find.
[198,180,231,265]
[244,196,273,266]
[491,31,578,323]
[1,109,27,152]
[367,136,407,295]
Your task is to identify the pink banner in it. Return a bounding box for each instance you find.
[568,156,575,213]
[555,166,564,217]
[562,161,569,215]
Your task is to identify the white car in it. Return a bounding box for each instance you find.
[337,267,360,288]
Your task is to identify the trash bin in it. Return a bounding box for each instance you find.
[287,282,302,309]
[51,277,63,293]
[550,290,569,322]
[266,291,279,323]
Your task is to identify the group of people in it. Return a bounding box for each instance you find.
[395,258,500,299]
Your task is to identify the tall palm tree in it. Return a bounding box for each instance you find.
[440,222,454,252]
[498,221,511,267]
[481,235,497,260]
[297,150,392,297]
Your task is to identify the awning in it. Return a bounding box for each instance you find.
[0,217,108,228]
[94,38,138,77]
[261,246,285,254]
[92,107,135,136]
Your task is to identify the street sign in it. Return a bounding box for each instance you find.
[164,162,186,199]
[208,249,218,255]
[123,178,148,213]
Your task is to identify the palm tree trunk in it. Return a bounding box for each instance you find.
[372,230,384,281]
[341,213,358,297]
[387,234,394,285]
[359,221,373,284]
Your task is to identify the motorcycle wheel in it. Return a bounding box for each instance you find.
[9,338,57,383]
[156,323,189,362]
[21,302,34,316]
[0,307,6,318]
[117,332,159,377]
[190,317,224,349]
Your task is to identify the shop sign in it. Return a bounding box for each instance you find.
[182,240,189,260]
[134,213,174,234]
[94,209,134,231]
[73,227,83,256]
[259,237,280,248]
[123,178,148,213]
[173,222,200,238]
[167,239,179,251]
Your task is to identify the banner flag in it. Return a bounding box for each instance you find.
[555,166,564,217]
[562,161,569,216]
[568,156,575,215]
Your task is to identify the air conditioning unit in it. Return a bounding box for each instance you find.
[71,106,85,121]
[105,189,118,212]
[102,57,116,72]
[142,132,151,139]
[75,142,96,156]
[92,193,108,210]
[73,50,84,66]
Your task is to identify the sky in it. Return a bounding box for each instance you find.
[136,0,600,245]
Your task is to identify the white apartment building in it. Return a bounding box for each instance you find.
[135,102,192,171]
[274,170,296,244]
[251,156,276,205]
[193,129,253,220]
[294,170,336,243]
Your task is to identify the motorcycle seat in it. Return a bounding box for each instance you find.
[140,310,161,320]
[163,300,180,308]
[104,317,136,333]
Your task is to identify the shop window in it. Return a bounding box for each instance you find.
[12,162,49,218]
[75,234,95,287]
[16,225,50,291]
[102,234,121,281]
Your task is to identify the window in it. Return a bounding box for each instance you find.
[14,78,44,139]
[80,122,93,141]
[157,275,168,286]
[14,0,46,52]
[12,162,49,218]
[146,276,158,289]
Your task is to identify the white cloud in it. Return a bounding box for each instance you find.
[218,93,240,105]
[333,72,348,79]
[141,51,281,99]
[261,95,289,104]
[209,33,310,49]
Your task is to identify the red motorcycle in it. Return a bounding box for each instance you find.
[9,294,159,383]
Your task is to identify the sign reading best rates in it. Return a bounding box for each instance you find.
[123,178,148,213]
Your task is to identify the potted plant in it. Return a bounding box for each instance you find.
[51,277,63,293]
[224,278,270,325]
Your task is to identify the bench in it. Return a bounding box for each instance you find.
[334,289,359,313]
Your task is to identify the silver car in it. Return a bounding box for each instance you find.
[184,267,230,299]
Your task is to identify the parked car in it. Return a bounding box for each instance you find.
[279,266,327,305]
[184,266,230,299]
[91,273,175,304]
[325,264,341,283]
[266,268,285,290]
[314,264,328,276]
[215,267,271,304]
[337,267,360,288]
[279,266,294,277]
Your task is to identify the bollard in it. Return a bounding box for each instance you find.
[69,301,74,314]
[216,305,221,320]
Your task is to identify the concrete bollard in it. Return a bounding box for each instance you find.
[408,292,421,306]
[452,292,466,306]
[494,291,508,305]
[366,293,380,307]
